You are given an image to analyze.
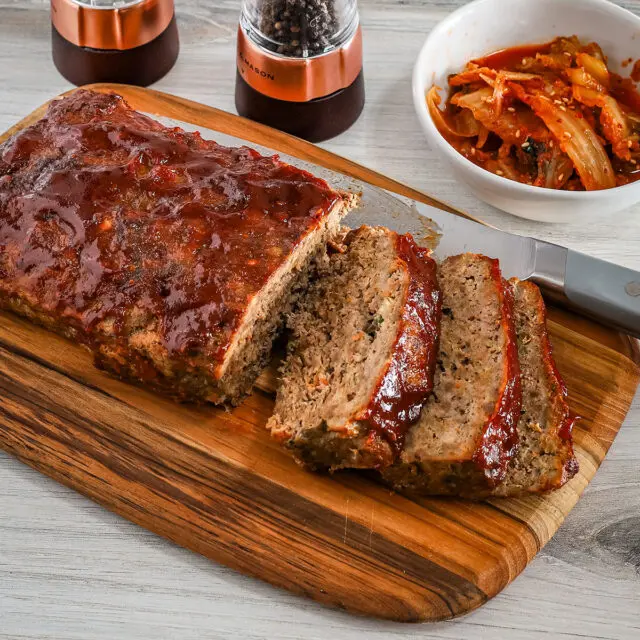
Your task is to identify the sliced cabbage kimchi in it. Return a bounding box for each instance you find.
[429,37,640,190]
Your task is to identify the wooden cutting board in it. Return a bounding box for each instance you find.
[1,85,638,623]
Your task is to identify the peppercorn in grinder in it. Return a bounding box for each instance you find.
[235,0,365,142]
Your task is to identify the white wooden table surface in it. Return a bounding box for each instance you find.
[1,1,639,638]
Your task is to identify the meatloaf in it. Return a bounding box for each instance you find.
[0,90,354,403]
[267,226,441,470]
[382,254,523,496]
[489,279,579,496]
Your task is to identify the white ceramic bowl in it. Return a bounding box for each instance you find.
[413,0,640,223]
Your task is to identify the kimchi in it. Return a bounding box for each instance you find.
[429,37,640,190]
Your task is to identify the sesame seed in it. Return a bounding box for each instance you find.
[564,132,572,138]
[521,142,530,148]
[507,106,516,112]
[496,170,504,175]
[515,129,521,138]
[629,140,634,148]
[558,173,565,181]
[470,147,476,155]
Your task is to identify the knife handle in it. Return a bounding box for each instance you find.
[563,251,640,339]
[533,244,640,339]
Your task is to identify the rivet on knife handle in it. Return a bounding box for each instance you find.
[532,240,640,339]
[563,251,640,339]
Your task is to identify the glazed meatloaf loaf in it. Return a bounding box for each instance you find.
[0,90,354,403]
[267,225,441,470]
[382,254,523,496]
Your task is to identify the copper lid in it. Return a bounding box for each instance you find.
[51,0,174,51]
[237,26,363,103]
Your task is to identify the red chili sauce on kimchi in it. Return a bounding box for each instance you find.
[428,37,640,190]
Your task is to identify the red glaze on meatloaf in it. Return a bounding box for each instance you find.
[383,254,523,496]
[474,267,522,483]
[487,279,578,496]
[0,90,349,402]
[358,232,442,455]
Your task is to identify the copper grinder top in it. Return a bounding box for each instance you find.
[51,0,175,50]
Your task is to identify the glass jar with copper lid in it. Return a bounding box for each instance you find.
[51,0,179,86]
[235,0,365,142]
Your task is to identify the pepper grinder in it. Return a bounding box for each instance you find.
[51,0,179,87]
[235,0,365,142]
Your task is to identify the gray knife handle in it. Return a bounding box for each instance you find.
[563,251,640,339]
[532,241,640,338]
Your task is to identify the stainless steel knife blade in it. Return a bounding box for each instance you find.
[346,183,540,281]
[284,167,569,292]
[337,177,638,338]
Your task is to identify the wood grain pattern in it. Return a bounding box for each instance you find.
[0,85,638,623]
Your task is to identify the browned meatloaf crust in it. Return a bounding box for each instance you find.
[382,254,523,497]
[0,90,353,403]
[267,226,441,470]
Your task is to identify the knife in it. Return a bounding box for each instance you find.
[343,179,640,340]
[163,120,640,339]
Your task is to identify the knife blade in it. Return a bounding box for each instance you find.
[344,178,640,338]
[159,118,640,339]
[346,179,640,338]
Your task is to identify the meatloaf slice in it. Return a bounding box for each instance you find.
[489,279,579,496]
[267,225,441,471]
[382,254,522,496]
[0,90,354,403]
